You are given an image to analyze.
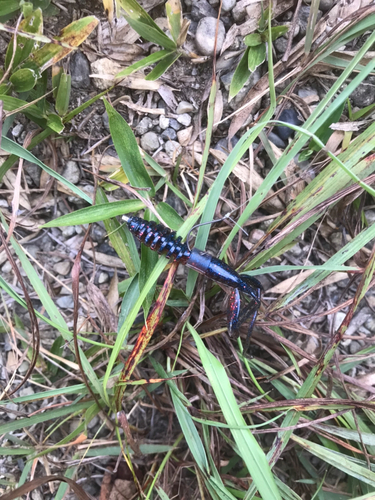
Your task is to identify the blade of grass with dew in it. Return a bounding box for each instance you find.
[42,199,145,227]
[188,323,282,500]
[221,39,375,262]
[292,435,375,488]
[102,197,207,404]
[1,136,92,204]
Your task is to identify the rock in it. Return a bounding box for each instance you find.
[177,126,193,146]
[169,118,181,131]
[222,0,236,12]
[3,402,18,419]
[274,36,289,54]
[12,124,23,138]
[61,226,76,238]
[213,138,229,154]
[98,272,109,284]
[333,311,346,331]
[268,131,286,149]
[18,361,29,375]
[53,261,71,276]
[288,243,303,257]
[298,86,319,99]
[102,111,110,131]
[91,224,107,242]
[135,117,153,135]
[159,115,170,129]
[176,113,192,127]
[319,0,334,11]
[274,108,303,140]
[195,18,225,56]
[56,295,74,308]
[24,161,41,187]
[249,229,265,244]
[349,340,363,354]
[70,51,90,89]
[298,6,322,36]
[24,244,39,259]
[365,210,375,225]
[177,101,194,114]
[2,261,12,274]
[350,82,375,108]
[191,0,217,21]
[141,131,160,152]
[330,232,343,250]
[19,386,35,397]
[161,128,177,141]
[164,140,182,158]
[62,160,80,184]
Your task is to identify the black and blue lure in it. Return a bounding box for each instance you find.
[123,215,262,351]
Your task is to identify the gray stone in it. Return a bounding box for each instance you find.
[61,226,76,238]
[56,295,74,308]
[274,36,288,54]
[62,161,80,184]
[12,124,23,138]
[298,86,319,99]
[351,82,375,108]
[18,361,29,375]
[164,140,182,158]
[161,128,177,141]
[98,272,109,284]
[349,341,363,354]
[135,117,153,135]
[24,161,41,187]
[169,118,181,131]
[319,0,334,11]
[2,261,13,274]
[222,0,236,12]
[4,402,18,419]
[177,113,192,127]
[70,51,90,89]
[91,224,107,242]
[53,261,71,276]
[159,115,170,129]
[177,101,194,114]
[191,0,216,21]
[268,131,286,149]
[330,232,343,250]
[214,138,229,154]
[333,312,346,331]
[195,18,225,56]
[298,6,322,36]
[288,243,303,257]
[19,386,35,398]
[141,131,160,152]
[24,244,39,259]
[365,210,375,225]
[102,111,110,131]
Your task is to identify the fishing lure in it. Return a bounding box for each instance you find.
[123,215,262,351]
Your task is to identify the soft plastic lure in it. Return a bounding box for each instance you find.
[123,215,262,350]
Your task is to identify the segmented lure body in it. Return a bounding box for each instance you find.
[124,215,262,350]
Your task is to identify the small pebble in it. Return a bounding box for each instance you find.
[141,131,160,152]
[169,118,181,130]
[19,386,35,398]
[159,115,170,129]
[4,402,18,419]
[135,117,153,135]
[222,0,236,12]
[56,295,74,308]
[53,261,71,276]
[62,161,80,184]
[164,140,182,158]
[12,124,23,138]
[2,261,13,273]
[161,128,177,141]
[350,82,375,108]
[177,113,192,127]
[249,229,265,244]
[98,272,109,284]
[70,51,90,89]
[298,87,318,99]
[333,312,346,331]
[195,17,225,56]
[268,131,286,149]
[61,226,76,238]
[177,101,194,114]
[365,210,375,225]
[191,0,217,21]
[18,361,29,375]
